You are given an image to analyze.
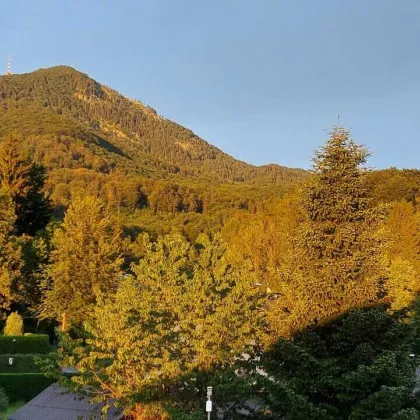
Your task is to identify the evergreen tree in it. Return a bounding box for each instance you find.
[261,306,420,420]
[0,189,22,309]
[40,196,123,325]
[0,386,8,412]
[4,312,23,336]
[0,135,51,236]
[21,229,52,310]
[269,128,391,338]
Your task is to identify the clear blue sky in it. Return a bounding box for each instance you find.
[2,0,420,169]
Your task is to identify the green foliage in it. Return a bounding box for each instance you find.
[20,230,52,309]
[0,335,50,354]
[0,66,307,185]
[0,373,53,402]
[165,407,202,420]
[385,200,420,287]
[2,64,420,419]
[40,195,123,325]
[0,67,308,251]
[54,234,265,414]
[0,387,8,412]
[268,128,410,339]
[0,189,21,309]
[3,313,23,336]
[0,135,51,236]
[0,354,40,373]
[261,306,420,420]
[366,168,420,205]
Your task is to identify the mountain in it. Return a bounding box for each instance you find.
[0,66,306,185]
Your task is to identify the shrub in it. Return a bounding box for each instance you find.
[4,313,23,336]
[0,354,40,373]
[130,403,171,420]
[0,335,50,354]
[0,373,53,402]
[0,386,8,412]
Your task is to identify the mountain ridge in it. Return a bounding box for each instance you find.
[0,65,306,185]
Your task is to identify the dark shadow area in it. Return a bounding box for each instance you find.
[90,131,128,158]
[258,304,420,420]
[43,303,420,419]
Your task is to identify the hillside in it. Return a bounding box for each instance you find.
[0,66,306,185]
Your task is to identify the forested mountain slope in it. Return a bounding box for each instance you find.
[1,66,418,243]
[0,66,306,185]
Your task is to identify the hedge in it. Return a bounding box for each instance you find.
[0,373,53,402]
[0,354,40,373]
[0,335,51,354]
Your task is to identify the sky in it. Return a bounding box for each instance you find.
[2,0,420,170]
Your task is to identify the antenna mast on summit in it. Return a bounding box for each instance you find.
[5,56,12,75]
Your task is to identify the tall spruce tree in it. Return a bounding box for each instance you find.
[0,188,22,309]
[261,306,420,420]
[270,128,389,338]
[40,195,123,325]
[0,135,51,236]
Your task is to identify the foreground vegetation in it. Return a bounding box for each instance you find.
[0,401,24,420]
[2,67,420,418]
[1,127,419,418]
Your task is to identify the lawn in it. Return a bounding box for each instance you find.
[0,401,24,420]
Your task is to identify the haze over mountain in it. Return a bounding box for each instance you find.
[0,66,306,186]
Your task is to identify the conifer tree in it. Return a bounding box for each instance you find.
[0,386,8,412]
[261,306,420,419]
[269,128,389,337]
[21,231,52,309]
[0,135,51,236]
[0,189,22,309]
[40,196,123,325]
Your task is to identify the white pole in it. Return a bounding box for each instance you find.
[206,386,213,420]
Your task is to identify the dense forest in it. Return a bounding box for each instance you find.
[1,68,420,419]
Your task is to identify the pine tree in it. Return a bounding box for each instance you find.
[0,189,22,309]
[0,386,8,412]
[269,128,389,338]
[261,306,420,420]
[40,196,123,326]
[21,230,52,309]
[4,312,23,336]
[0,135,51,236]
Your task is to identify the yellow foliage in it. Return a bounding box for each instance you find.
[4,312,23,336]
[386,258,417,311]
[127,403,171,420]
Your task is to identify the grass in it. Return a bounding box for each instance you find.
[0,401,24,419]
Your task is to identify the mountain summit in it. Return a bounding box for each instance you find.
[0,65,305,185]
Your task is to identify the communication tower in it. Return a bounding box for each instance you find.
[5,56,12,75]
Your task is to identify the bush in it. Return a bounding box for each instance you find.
[0,373,53,402]
[0,354,40,373]
[0,386,8,411]
[0,335,51,354]
[4,313,23,336]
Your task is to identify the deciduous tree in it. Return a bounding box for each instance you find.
[54,234,264,416]
[4,312,23,336]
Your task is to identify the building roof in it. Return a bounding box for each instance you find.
[9,383,123,420]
